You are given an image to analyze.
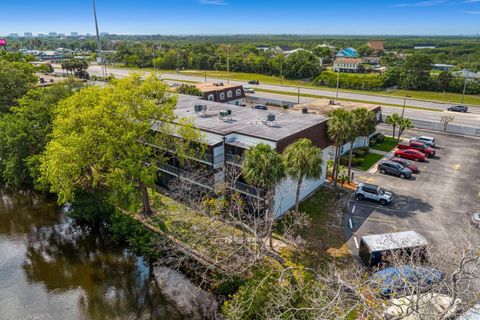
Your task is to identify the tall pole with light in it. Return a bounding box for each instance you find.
[461,55,470,105]
[93,0,107,78]
[335,63,340,103]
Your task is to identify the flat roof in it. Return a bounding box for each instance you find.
[195,82,242,92]
[174,94,327,143]
[291,98,381,117]
[361,231,428,252]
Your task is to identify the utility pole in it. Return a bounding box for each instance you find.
[335,65,340,102]
[280,56,283,85]
[461,55,470,105]
[402,90,408,117]
[227,45,230,84]
[297,81,300,104]
[93,0,107,78]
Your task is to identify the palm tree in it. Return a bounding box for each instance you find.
[385,113,402,138]
[242,143,285,248]
[347,108,377,179]
[397,118,413,141]
[283,139,323,212]
[327,109,352,187]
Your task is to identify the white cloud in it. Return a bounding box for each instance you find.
[199,0,228,5]
[459,9,480,13]
[394,0,447,7]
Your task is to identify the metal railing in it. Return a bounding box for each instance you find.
[232,181,265,198]
[225,153,243,165]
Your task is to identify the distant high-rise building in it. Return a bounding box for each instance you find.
[86,33,91,37]
[24,32,33,38]
[48,32,57,37]
[8,33,19,38]
[37,34,47,38]
[70,32,79,37]
[100,32,109,36]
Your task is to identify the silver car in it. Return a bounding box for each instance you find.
[355,183,393,205]
[410,136,435,148]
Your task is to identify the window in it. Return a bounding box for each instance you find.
[208,94,214,101]
[227,90,233,98]
[220,93,225,100]
[235,89,241,96]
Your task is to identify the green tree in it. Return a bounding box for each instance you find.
[39,74,202,216]
[437,71,453,100]
[0,61,37,112]
[0,81,80,189]
[284,50,321,79]
[385,113,402,138]
[327,110,352,187]
[283,139,323,212]
[397,117,413,141]
[347,109,377,179]
[242,143,285,248]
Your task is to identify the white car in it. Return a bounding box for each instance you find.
[244,87,255,94]
[355,183,393,205]
[409,136,435,148]
[471,213,480,228]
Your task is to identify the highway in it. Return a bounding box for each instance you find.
[69,65,480,129]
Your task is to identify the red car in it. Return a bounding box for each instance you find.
[397,141,435,158]
[389,157,420,173]
[394,149,426,162]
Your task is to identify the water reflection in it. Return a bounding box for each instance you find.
[0,190,184,320]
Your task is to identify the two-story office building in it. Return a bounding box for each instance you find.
[154,94,332,218]
[195,83,246,106]
[333,58,364,73]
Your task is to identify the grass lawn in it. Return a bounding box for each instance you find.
[280,187,352,270]
[357,153,384,171]
[370,136,398,152]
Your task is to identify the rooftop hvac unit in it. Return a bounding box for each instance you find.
[219,110,229,117]
[267,113,276,122]
[194,104,207,112]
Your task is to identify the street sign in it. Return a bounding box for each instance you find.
[0,39,6,46]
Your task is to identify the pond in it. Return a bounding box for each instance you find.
[0,189,185,320]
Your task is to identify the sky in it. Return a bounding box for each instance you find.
[1,0,479,36]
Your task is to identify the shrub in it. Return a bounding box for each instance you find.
[369,138,377,146]
[359,146,370,153]
[352,157,364,166]
[340,155,349,166]
[376,133,385,143]
[353,148,366,157]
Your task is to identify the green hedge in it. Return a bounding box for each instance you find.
[313,71,385,91]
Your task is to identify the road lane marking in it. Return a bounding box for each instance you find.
[354,236,359,249]
[349,218,353,230]
[352,205,356,214]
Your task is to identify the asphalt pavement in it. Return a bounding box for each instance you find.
[345,128,480,255]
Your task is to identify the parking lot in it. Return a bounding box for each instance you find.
[345,128,480,254]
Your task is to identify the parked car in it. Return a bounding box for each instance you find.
[448,105,468,112]
[394,149,426,162]
[471,213,480,228]
[253,105,267,110]
[248,80,260,85]
[370,266,444,297]
[378,160,412,179]
[355,183,393,205]
[389,157,419,173]
[244,87,255,94]
[409,136,436,148]
[397,141,435,158]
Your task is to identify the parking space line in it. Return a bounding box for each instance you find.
[350,215,398,224]
[353,236,359,249]
[352,205,356,214]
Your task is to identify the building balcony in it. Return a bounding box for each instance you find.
[157,163,215,190]
[231,180,265,199]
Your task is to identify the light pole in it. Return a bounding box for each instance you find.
[92,0,107,78]
[461,55,471,105]
[335,65,340,102]
[227,46,230,84]
[402,90,408,117]
[280,56,284,85]
[297,81,300,104]
[152,44,157,77]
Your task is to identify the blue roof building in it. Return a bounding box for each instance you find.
[336,47,359,58]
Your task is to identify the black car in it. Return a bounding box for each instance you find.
[447,105,468,112]
[378,160,412,179]
[248,80,260,85]
[254,105,268,110]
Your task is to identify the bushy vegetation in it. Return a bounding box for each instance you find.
[314,71,385,91]
[176,83,203,96]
